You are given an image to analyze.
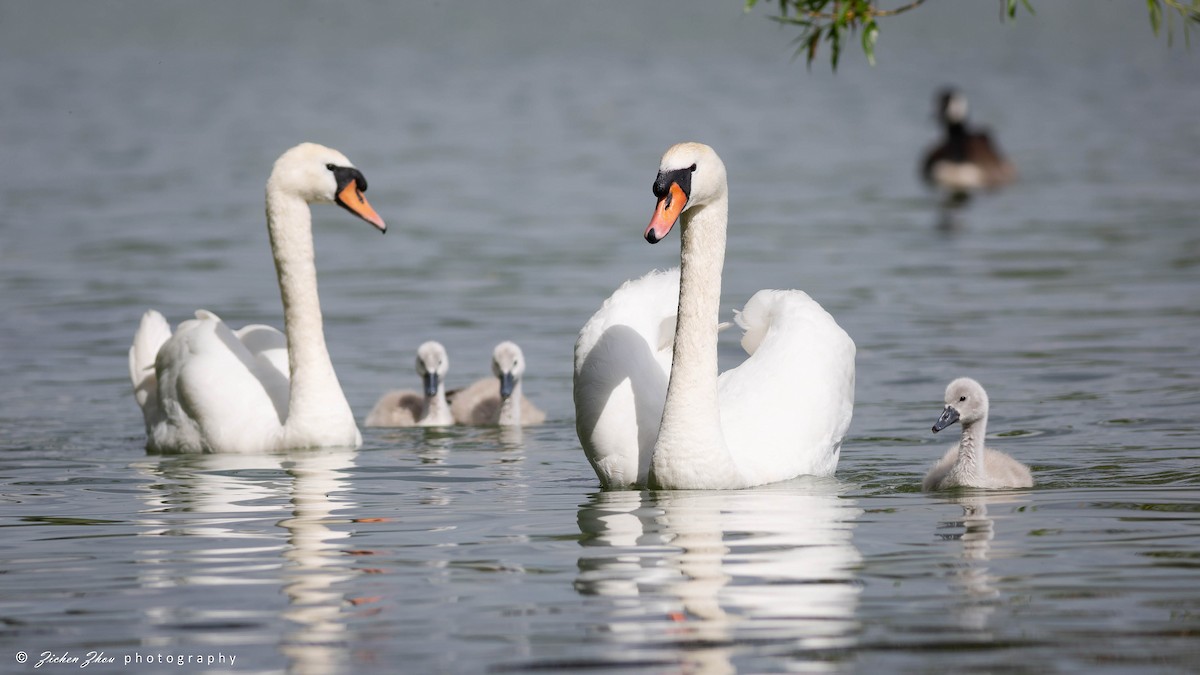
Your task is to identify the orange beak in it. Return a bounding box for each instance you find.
[645,182,687,244]
[336,181,387,233]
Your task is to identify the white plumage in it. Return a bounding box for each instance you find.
[573,268,678,485]
[574,142,856,490]
[129,142,386,453]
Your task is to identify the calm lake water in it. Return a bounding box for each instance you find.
[2,1,1199,673]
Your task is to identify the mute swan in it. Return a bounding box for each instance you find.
[364,341,454,427]
[449,341,546,426]
[925,377,1034,490]
[574,142,856,490]
[921,87,1016,197]
[128,142,387,453]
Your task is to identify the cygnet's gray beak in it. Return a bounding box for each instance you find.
[932,406,960,433]
[498,372,515,399]
[423,372,439,398]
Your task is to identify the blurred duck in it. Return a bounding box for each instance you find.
[921,88,1016,198]
[925,377,1033,491]
[365,341,454,427]
[450,341,546,426]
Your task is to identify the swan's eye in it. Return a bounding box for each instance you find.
[325,163,336,171]
[688,163,697,172]
[959,396,967,402]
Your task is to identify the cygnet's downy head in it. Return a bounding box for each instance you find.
[932,377,989,432]
[491,341,526,400]
[267,142,387,232]
[645,142,728,244]
[415,341,450,398]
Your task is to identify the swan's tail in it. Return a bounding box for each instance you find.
[733,289,830,356]
[733,291,784,356]
[129,310,172,420]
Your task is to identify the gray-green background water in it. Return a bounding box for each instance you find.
[2,1,1198,673]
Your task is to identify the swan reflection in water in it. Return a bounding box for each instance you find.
[134,449,364,675]
[934,491,1032,633]
[576,477,862,672]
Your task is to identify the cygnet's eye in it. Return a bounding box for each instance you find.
[959,396,967,402]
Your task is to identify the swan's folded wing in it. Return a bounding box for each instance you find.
[235,323,290,382]
[574,268,679,373]
[364,390,422,427]
[520,395,547,425]
[152,314,288,453]
[573,268,679,488]
[718,290,856,483]
[450,378,501,425]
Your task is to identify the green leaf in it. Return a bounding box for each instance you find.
[1004,0,1034,21]
[861,20,879,66]
[828,22,843,71]
[804,30,821,69]
[748,0,1187,73]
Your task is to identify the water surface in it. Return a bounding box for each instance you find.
[1,1,1198,673]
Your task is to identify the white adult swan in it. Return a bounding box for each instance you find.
[449,341,546,426]
[925,377,1034,490]
[364,341,454,427]
[574,142,856,490]
[128,142,387,453]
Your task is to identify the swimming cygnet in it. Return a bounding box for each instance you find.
[364,341,454,427]
[924,377,1033,491]
[449,341,546,426]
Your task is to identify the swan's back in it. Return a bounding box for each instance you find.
[574,268,679,488]
[234,324,290,379]
[521,399,547,425]
[923,445,1034,491]
[148,312,292,453]
[717,289,856,484]
[575,268,680,368]
[364,391,424,427]
[449,378,546,426]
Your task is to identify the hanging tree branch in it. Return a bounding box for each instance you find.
[745,0,1199,70]
[742,0,932,70]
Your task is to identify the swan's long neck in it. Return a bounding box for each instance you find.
[957,416,987,478]
[498,380,521,426]
[421,384,452,426]
[650,194,741,488]
[266,192,357,442]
